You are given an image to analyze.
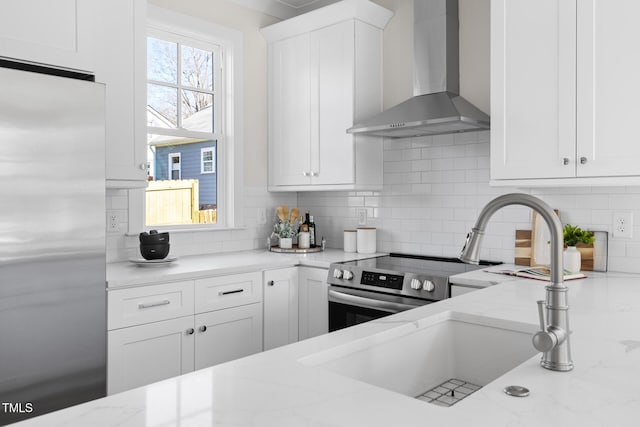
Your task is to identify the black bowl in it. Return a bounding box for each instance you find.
[139,230,170,245]
[140,243,170,260]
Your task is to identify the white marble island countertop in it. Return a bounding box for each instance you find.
[16,269,640,426]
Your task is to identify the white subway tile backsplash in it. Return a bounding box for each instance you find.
[107,132,640,274]
[299,132,640,273]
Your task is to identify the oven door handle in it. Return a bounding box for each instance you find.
[328,289,422,313]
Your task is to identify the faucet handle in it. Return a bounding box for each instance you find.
[536,300,546,331]
[533,300,555,352]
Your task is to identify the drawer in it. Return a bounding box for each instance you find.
[108,281,195,330]
[195,272,262,313]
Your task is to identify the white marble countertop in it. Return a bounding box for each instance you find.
[16,267,640,426]
[107,249,385,288]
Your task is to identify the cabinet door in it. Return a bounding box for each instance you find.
[263,268,299,351]
[0,0,95,72]
[94,0,148,185]
[310,20,355,185]
[298,267,329,341]
[491,0,576,180]
[194,303,263,370]
[268,34,312,186]
[107,316,195,394]
[576,0,640,177]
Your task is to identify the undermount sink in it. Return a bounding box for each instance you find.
[300,311,538,404]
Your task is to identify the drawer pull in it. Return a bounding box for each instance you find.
[218,289,244,296]
[138,299,171,309]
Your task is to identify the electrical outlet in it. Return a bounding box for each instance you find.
[257,208,267,225]
[613,212,633,238]
[357,208,367,226]
[107,210,120,233]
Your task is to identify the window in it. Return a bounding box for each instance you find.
[146,29,222,226]
[169,153,181,179]
[201,147,216,174]
[132,6,244,233]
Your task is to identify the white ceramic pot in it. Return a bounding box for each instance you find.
[279,237,293,249]
[563,246,581,273]
[343,230,357,253]
[356,227,377,254]
[298,232,310,249]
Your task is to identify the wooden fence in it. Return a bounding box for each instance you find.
[146,179,216,225]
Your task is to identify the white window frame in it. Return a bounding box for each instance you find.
[169,152,182,179]
[130,5,244,232]
[201,146,216,174]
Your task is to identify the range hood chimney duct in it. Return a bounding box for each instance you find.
[347,0,489,138]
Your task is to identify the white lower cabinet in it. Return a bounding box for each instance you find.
[298,267,329,340]
[108,267,333,393]
[107,316,195,395]
[107,272,264,394]
[263,268,299,351]
[194,304,263,370]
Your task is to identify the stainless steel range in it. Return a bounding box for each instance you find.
[327,253,500,332]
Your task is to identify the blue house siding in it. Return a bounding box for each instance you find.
[154,141,217,208]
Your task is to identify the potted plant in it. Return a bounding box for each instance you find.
[272,206,299,249]
[273,220,296,248]
[562,224,595,273]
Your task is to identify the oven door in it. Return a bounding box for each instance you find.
[328,286,431,332]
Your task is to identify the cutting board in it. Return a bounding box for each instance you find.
[514,229,594,271]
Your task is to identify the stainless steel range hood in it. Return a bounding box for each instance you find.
[347,0,489,138]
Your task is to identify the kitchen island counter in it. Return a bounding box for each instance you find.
[14,269,640,426]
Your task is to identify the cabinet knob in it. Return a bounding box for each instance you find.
[580,156,588,165]
[562,157,570,165]
[199,325,207,332]
[302,171,310,177]
[311,171,319,177]
[139,163,147,170]
[268,280,274,286]
[186,328,195,335]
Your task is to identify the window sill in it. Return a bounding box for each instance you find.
[125,225,247,236]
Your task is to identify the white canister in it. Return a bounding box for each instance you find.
[298,232,310,249]
[343,230,357,253]
[356,227,376,254]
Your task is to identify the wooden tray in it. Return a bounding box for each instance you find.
[269,245,323,254]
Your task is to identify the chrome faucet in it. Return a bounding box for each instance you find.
[459,193,573,372]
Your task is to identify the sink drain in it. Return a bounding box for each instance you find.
[415,379,481,407]
[503,385,530,397]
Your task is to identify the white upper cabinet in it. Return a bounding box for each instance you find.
[491,0,640,185]
[93,0,148,186]
[0,0,96,72]
[262,0,392,191]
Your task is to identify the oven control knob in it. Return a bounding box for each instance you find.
[333,269,343,279]
[422,280,436,292]
[410,278,422,290]
[343,270,354,280]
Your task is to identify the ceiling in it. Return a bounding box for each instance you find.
[226,0,340,19]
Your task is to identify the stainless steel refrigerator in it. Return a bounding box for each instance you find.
[0,63,106,425]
